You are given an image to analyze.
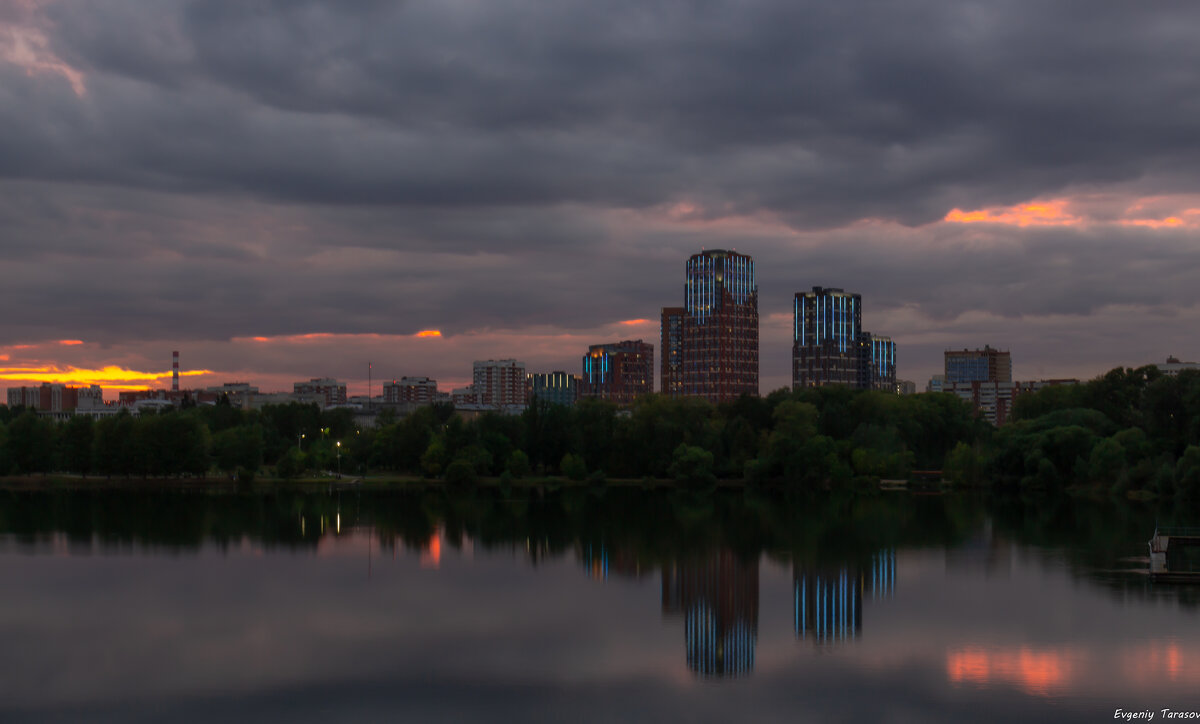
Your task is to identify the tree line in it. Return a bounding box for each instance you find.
[0,387,984,487]
[3,365,1200,501]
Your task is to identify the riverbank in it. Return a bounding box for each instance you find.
[0,473,757,493]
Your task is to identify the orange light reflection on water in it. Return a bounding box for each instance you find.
[946,646,1076,696]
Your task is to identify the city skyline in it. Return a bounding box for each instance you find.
[5,1,1200,399]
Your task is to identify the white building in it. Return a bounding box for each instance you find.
[472,360,527,408]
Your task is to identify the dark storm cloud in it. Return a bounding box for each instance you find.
[4,0,1200,384]
[8,0,1200,224]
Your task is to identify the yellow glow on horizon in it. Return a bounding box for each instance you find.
[416,329,442,338]
[0,365,213,387]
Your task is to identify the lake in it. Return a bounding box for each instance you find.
[1,486,1197,722]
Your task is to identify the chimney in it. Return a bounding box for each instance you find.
[172,351,180,392]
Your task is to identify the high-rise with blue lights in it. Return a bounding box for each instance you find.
[792,287,897,391]
[662,250,758,403]
[527,371,579,407]
[868,334,897,392]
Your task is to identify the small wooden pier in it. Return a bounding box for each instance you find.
[1148,527,1200,583]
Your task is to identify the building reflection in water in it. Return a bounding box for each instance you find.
[945,520,1012,578]
[661,551,759,679]
[794,549,895,646]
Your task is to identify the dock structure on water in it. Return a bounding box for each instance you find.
[1148,527,1200,583]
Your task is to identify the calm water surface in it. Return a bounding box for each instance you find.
[1,488,1197,722]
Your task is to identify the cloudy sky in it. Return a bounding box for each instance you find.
[3,0,1200,398]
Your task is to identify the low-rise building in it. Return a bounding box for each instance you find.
[383,376,439,405]
[1157,357,1200,377]
[6,383,103,413]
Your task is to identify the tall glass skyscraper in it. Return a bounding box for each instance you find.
[662,250,758,402]
[792,287,897,391]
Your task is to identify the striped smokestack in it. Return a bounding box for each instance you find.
[172,351,179,392]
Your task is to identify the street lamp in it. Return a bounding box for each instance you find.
[336,441,342,479]
[298,432,305,452]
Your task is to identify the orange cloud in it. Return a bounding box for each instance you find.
[416,330,442,338]
[1117,216,1184,229]
[619,319,651,326]
[0,354,8,362]
[234,332,396,345]
[944,200,1081,227]
[945,195,1200,230]
[0,21,87,96]
[57,339,84,346]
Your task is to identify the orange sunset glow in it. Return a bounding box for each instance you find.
[944,200,1080,227]
[0,365,212,390]
[619,319,651,326]
[946,646,1078,696]
[416,329,442,338]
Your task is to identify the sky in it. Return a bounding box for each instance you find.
[3,0,1200,399]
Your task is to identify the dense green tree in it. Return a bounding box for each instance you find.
[0,420,9,475]
[443,459,477,487]
[275,447,306,479]
[1088,437,1125,487]
[212,424,265,477]
[507,450,531,478]
[5,411,56,474]
[668,444,716,488]
[421,438,448,478]
[944,442,984,486]
[1175,445,1200,500]
[58,415,94,476]
[92,411,135,477]
[561,453,587,481]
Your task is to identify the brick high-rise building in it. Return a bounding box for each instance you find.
[661,250,758,403]
[293,378,347,407]
[580,340,654,407]
[473,359,527,408]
